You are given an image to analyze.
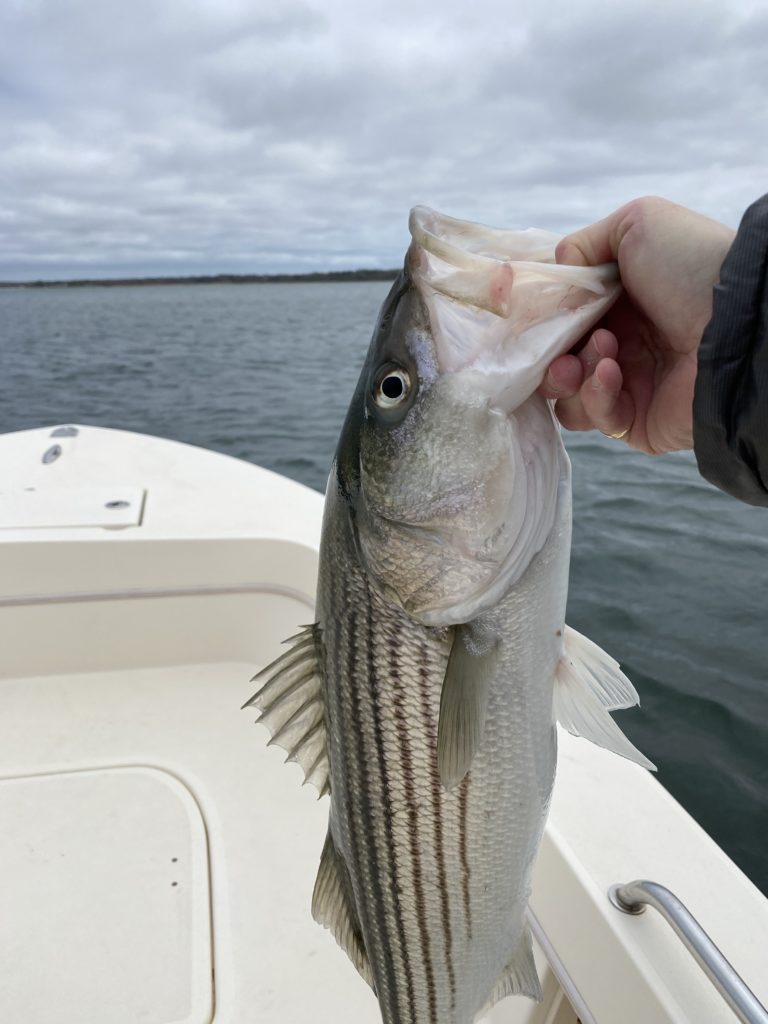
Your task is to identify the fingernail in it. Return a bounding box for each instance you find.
[593,361,615,391]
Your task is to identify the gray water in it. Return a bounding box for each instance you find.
[2,281,767,895]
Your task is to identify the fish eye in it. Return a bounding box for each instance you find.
[373,365,412,409]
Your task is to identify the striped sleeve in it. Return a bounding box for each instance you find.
[693,194,768,506]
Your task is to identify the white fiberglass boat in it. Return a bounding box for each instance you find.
[1,424,766,1024]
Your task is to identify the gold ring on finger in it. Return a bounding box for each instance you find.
[603,426,630,440]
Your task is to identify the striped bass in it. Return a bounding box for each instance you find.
[246,207,655,1023]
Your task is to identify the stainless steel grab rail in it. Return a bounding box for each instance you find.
[609,879,768,1024]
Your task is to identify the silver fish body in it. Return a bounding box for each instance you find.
[316,436,570,1023]
[247,208,654,1024]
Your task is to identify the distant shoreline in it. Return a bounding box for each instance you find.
[0,269,400,290]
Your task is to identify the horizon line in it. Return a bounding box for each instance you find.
[0,268,401,289]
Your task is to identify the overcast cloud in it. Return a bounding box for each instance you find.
[1,0,767,279]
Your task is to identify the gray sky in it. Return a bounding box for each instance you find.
[1,0,767,280]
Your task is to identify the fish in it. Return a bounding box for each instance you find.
[245,206,655,1024]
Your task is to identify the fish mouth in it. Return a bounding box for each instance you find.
[407,206,622,398]
[408,206,619,317]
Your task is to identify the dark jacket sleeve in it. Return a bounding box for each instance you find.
[693,194,768,506]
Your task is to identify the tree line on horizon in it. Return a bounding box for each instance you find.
[0,268,401,289]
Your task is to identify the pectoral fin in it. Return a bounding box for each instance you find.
[312,831,373,989]
[554,625,656,771]
[437,622,499,789]
[243,624,331,797]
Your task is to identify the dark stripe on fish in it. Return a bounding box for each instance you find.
[331,587,373,971]
[459,773,472,940]
[365,584,417,1024]
[389,637,438,1024]
[417,639,456,1010]
[346,601,400,1022]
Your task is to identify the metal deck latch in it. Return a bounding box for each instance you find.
[609,879,768,1024]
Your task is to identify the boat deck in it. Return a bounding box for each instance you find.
[2,426,766,1024]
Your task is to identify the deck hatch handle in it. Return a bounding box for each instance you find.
[609,879,768,1024]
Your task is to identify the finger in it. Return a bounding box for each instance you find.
[553,390,595,432]
[539,354,583,399]
[580,358,635,439]
[578,329,618,378]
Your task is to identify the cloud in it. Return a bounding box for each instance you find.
[1,0,766,278]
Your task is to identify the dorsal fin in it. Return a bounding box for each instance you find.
[243,624,330,796]
[554,625,656,771]
[312,831,373,989]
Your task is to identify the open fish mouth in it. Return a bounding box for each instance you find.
[407,206,621,406]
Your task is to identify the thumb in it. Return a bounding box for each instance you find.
[556,204,636,267]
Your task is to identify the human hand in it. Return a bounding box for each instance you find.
[540,197,736,453]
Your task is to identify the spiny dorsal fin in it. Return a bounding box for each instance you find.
[437,622,499,790]
[486,924,542,1006]
[312,831,373,989]
[554,625,656,771]
[243,624,330,796]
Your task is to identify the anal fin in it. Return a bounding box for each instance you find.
[554,625,656,771]
[487,925,543,1006]
[312,830,373,989]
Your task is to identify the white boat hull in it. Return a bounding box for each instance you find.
[1,425,765,1024]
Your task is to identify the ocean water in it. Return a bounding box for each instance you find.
[2,280,767,895]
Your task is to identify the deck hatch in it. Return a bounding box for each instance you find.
[0,486,144,529]
[0,766,213,1024]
